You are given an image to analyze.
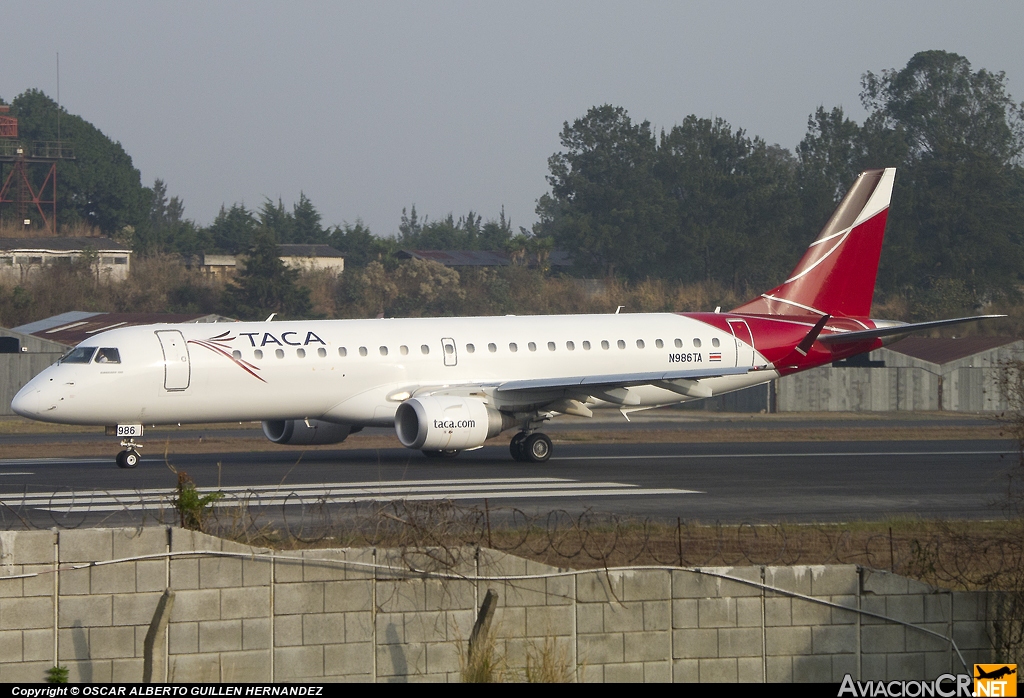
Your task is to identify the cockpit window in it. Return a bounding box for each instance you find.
[95,348,121,364]
[61,347,97,364]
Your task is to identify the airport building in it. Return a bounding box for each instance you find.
[777,336,1024,412]
[0,237,133,282]
[194,244,346,278]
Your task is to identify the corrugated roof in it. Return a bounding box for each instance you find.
[0,237,132,252]
[885,336,1018,364]
[277,244,344,258]
[13,311,102,335]
[16,312,232,346]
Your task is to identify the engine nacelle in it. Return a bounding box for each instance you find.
[395,396,512,451]
[262,419,355,445]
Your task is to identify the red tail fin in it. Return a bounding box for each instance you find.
[733,168,895,318]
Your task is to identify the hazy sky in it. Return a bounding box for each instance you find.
[3,1,1022,237]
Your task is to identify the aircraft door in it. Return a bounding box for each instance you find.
[441,337,457,367]
[727,320,755,367]
[156,330,191,390]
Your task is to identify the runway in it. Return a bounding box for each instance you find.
[0,436,1016,527]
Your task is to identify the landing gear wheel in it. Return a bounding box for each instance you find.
[116,449,140,469]
[509,432,528,461]
[523,433,552,463]
[422,449,460,459]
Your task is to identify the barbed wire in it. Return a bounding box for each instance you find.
[1,484,1023,593]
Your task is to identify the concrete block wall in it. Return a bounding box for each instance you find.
[0,528,1001,683]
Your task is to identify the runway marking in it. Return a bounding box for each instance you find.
[0,458,112,466]
[553,450,1014,461]
[0,477,700,513]
[0,472,34,476]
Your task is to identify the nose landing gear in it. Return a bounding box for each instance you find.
[116,439,143,469]
[509,431,552,462]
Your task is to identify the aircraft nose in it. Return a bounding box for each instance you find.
[11,381,50,418]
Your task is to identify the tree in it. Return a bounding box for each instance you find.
[136,179,210,256]
[862,50,1024,165]
[291,192,327,244]
[860,51,1024,302]
[209,204,258,254]
[258,198,292,243]
[538,105,668,279]
[656,116,799,288]
[222,232,312,319]
[329,220,394,267]
[8,90,149,235]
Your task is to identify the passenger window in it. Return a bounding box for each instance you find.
[528,342,537,352]
[400,345,409,355]
[359,347,368,357]
[583,341,591,350]
[636,339,645,349]
[297,348,306,358]
[421,345,430,354]
[547,342,556,351]
[339,347,347,357]
[693,338,702,348]
[95,348,121,364]
[275,349,285,359]
[488,343,497,353]
[712,338,720,348]
[617,340,626,349]
[254,350,264,360]
[509,343,518,352]
[566,341,575,351]
[601,340,609,350]
[466,343,475,353]
[318,348,327,358]
[231,350,242,360]
[61,347,96,364]
[380,346,388,356]
[655,339,664,348]
[674,338,683,348]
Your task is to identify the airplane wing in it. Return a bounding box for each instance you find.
[820,315,1005,344]
[411,365,761,413]
[495,366,755,392]
[491,365,763,408]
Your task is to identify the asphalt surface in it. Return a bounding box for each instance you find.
[0,432,1016,527]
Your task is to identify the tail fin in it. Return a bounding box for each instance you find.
[733,168,895,318]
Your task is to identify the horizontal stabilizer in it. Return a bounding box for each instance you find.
[820,315,1005,344]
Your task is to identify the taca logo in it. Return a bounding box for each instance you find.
[239,331,326,347]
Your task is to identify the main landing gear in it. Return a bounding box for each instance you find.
[509,431,552,463]
[116,439,142,469]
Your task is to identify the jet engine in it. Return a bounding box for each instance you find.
[262,419,356,445]
[395,396,513,451]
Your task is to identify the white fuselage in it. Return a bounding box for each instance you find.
[12,313,773,427]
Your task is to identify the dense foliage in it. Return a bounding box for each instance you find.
[538,51,1024,308]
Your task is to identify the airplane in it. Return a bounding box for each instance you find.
[11,168,1001,468]
[975,666,1017,681]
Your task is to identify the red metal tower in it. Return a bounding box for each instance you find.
[0,105,74,235]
